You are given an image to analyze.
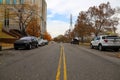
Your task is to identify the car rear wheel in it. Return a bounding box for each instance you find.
[98,44,104,51]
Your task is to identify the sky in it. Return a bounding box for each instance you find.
[46,0,120,38]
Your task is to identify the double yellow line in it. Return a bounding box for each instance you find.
[56,45,67,80]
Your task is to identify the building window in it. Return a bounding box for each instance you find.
[6,0,10,4]
[0,0,3,4]
[13,0,16,4]
[4,9,9,27]
[32,0,35,4]
[20,0,24,4]
[10,0,12,4]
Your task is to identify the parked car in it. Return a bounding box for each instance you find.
[90,35,120,51]
[43,40,48,45]
[38,39,45,46]
[38,39,48,46]
[71,38,79,45]
[14,36,39,50]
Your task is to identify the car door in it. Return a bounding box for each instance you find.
[91,37,96,46]
[32,37,38,46]
[95,36,100,46]
[31,37,35,46]
[92,36,100,46]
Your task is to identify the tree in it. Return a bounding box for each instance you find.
[10,3,40,35]
[64,29,73,42]
[43,32,52,41]
[87,2,118,36]
[74,11,94,43]
[26,18,40,37]
[53,35,68,43]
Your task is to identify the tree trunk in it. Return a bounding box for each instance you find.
[81,36,84,43]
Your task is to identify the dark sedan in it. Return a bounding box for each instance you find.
[14,36,39,50]
[71,38,79,45]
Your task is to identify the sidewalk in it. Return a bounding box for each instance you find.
[2,46,13,50]
[0,46,13,51]
[0,43,13,51]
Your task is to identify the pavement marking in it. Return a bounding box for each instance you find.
[56,45,67,80]
[63,47,67,80]
[56,46,62,80]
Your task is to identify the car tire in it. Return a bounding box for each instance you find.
[98,44,104,51]
[90,44,94,49]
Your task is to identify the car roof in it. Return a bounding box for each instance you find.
[20,36,36,40]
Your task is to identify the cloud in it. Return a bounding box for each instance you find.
[47,0,120,18]
[46,0,120,37]
[47,20,69,38]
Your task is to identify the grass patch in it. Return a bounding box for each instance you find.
[79,43,90,46]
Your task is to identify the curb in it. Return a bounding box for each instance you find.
[0,47,13,51]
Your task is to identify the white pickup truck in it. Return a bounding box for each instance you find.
[90,35,120,51]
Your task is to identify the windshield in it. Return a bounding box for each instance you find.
[20,37,32,40]
[106,36,120,39]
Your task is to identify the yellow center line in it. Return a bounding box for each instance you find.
[56,46,62,80]
[56,45,67,80]
[63,47,67,80]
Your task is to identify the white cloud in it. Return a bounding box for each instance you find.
[46,0,120,37]
[47,0,120,17]
[47,20,69,38]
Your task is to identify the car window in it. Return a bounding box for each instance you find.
[94,37,98,40]
[20,37,31,40]
[33,37,38,41]
[92,37,96,41]
[31,38,35,41]
[96,37,100,40]
[106,36,120,39]
[102,36,105,39]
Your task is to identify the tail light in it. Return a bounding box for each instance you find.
[104,39,108,43]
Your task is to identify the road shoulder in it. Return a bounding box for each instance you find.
[78,45,120,66]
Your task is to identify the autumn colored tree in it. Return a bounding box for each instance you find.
[10,3,40,36]
[43,32,52,41]
[73,11,94,43]
[64,29,73,42]
[87,2,118,36]
[53,35,68,43]
[26,18,40,37]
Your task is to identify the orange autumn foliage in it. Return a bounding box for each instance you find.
[43,32,52,41]
[26,18,40,37]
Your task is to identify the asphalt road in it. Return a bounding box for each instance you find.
[0,43,120,80]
